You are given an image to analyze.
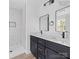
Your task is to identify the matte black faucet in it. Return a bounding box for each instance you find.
[41,30,43,35]
[62,32,65,38]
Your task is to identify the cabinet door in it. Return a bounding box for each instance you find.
[46,40,70,58]
[38,37,46,46]
[30,36,37,57]
[38,53,45,59]
[45,48,67,59]
[38,44,45,55]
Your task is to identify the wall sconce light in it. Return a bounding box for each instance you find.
[44,0,54,6]
[49,21,54,26]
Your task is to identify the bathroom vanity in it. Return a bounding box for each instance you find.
[30,33,70,59]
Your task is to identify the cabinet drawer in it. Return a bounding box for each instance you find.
[46,40,70,58]
[45,48,67,59]
[38,44,45,55]
[30,36,37,42]
[38,38,46,46]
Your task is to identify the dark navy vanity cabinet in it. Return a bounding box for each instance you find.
[30,36,37,57]
[30,35,70,59]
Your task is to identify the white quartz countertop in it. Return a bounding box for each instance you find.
[31,32,70,47]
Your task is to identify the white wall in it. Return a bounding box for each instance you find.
[26,0,42,52]
[21,6,26,49]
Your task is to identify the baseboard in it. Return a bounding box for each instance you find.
[24,50,31,54]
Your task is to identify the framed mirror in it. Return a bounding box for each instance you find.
[39,14,49,32]
[55,6,70,32]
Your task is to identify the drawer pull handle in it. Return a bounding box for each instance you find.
[39,48,43,51]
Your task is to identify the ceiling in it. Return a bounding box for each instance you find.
[9,0,26,9]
